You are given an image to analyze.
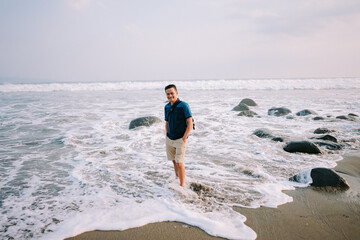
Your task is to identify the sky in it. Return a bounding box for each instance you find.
[0,0,360,83]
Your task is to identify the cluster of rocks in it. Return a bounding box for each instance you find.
[268,107,359,122]
[336,113,359,121]
[129,99,358,129]
[252,127,350,191]
[232,98,259,117]
[283,129,350,190]
[231,97,355,191]
[253,126,344,153]
[252,126,344,152]
[233,99,358,121]
[250,113,349,191]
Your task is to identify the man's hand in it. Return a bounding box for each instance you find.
[182,118,193,143]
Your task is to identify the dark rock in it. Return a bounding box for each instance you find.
[311,134,338,143]
[336,115,356,121]
[289,168,350,191]
[271,137,284,142]
[314,142,342,150]
[296,109,317,116]
[190,182,211,192]
[348,113,359,117]
[314,128,333,134]
[52,218,60,224]
[190,182,211,197]
[238,110,258,117]
[310,168,350,190]
[253,129,284,142]
[253,129,274,139]
[313,116,324,121]
[268,107,291,116]
[129,116,162,129]
[336,115,348,120]
[283,141,322,154]
[240,98,258,106]
[232,103,249,111]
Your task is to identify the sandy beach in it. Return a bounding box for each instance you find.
[66,152,360,240]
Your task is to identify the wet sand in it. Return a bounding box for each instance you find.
[66,153,360,240]
[239,152,360,240]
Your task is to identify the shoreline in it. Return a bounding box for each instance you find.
[66,152,360,240]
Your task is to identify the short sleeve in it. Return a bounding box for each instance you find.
[164,105,168,121]
[183,102,192,119]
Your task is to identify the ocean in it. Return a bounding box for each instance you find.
[1,78,359,240]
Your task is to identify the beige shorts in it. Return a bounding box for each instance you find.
[166,136,187,163]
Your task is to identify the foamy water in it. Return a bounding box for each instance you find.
[1,79,359,240]
[1,78,360,92]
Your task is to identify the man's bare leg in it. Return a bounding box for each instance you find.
[177,163,185,187]
[172,160,179,178]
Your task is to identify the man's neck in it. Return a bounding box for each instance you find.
[170,98,178,105]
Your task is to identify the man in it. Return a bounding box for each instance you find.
[164,84,193,187]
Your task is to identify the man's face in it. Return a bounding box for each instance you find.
[165,87,178,104]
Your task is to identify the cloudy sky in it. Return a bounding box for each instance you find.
[0,0,360,83]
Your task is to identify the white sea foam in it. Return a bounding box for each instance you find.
[291,169,313,185]
[41,198,257,240]
[0,86,359,240]
[0,78,359,92]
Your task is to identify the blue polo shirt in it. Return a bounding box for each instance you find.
[165,99,192,140]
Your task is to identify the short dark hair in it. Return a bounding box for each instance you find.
[165,84,177,92]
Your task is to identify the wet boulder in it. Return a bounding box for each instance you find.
[232,103,249,111]
[314,142,342,150]
[129,116,162,129]
[283,141,322,154]
[313,116,324,121]
[311,134,338,143]
[311,168,350,190]
[190,182,212,198]
[240,98,258,106]
[314,128,333,134]
[336,114,357,121]
[268,107,291,116]
[253,128,274,139]
[253,129,283,142]
[238,110,258,117]
[271,137,284,142]
[296,109,317,116]
[190,182,211,193]
[290,168,350,191]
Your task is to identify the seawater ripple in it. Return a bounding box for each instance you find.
[0,88,359,240]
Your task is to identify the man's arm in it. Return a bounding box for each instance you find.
[182,118,193,143]
[165,121,168,134]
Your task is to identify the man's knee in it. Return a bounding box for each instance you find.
[176,162,184,167]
